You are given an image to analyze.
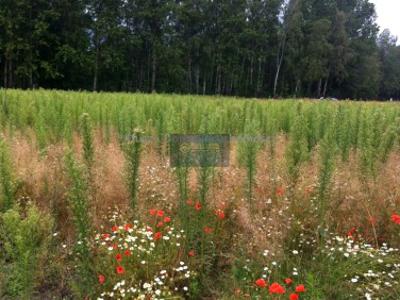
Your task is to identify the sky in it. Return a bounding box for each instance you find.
[370,0,400,42]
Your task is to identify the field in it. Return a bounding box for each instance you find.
[0,89,400,299]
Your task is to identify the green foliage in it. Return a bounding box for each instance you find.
[0,138,15,212]
[317,119,337,226]
[80,113,94,174]
[64,150,94,296]
[124,129,143,211]
[0,0,399,99]
[0,202,53,299]
[285,104,308,184]
[238,120,261,210]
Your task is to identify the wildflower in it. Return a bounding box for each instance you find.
[295,284,306,293]
[157,210,164,217]
[124,223,133,231]
[289,293,299,300]
[195,202,202,211]
[154,232,162,241]
[391,214,400,225]
[112,225,118,232]
[98,274,106,285]
[203,226,213,234]
[116,265,125,274]
[188,249,196,257]
[215,209,225,220]
[150,209,157,216]
[102,233,110,240]
[269,282,285,294]
[276,186,285,197]
[284,278,293,285]
[186,199,193,206]
[116,253,122,262]
[112,243,118,250]
[347,227,356,238]
[157,221,164,228]
[255,278,267,288]
[124,249,131,256]
[164,216,171,223]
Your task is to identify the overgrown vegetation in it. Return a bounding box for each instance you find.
[0,90,399,299]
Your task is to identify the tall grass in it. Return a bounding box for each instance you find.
[0,138,15,212]
[64,151,93,297]
[124,129,143,211]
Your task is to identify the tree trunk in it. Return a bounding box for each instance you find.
[294,79,300,98]
[250,56,254,86]
[256,57,262,97]
[322,76,329,98]
[8,59,13,88]
[317,78,322,98]
[3,59,8,88]
[93,43,99,91]
[202,74,206,95]
[151,48,156,93]
[273,31,287,98]
[215,64,221,95]
[187,56,192,93]
[195,65,200,94]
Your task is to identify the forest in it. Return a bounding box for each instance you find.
[1,0,400,100]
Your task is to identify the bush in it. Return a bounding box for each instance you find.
[0,202,54,299]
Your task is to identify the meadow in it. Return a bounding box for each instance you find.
[0,89,399,299]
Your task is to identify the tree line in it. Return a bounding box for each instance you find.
[0,0,399,100]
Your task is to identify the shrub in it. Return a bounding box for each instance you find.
[0,202,54,299]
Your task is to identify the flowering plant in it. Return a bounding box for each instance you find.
[91,210,194,299]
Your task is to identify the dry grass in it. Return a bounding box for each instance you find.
[5,131,400,253]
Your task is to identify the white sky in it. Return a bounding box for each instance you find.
[370,0,400,42]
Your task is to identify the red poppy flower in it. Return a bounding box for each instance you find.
[284,278,293,285]
[269,282,285,294]
[195,202,202,211]
[391,214,400,225]
[115,253,122,262]
[164,216,171,223]
[156,221,164,228]
[102,233,110,240]
[112,243,118,250]
[154,231,162,241]
[149,209,157,216]
[276,186,285,197]
[255,278,267,288]
[215,209,225,220]
[157,210,165,217]
[111,225,118,232]
[124,249,131,256]
[203,226,213,234]
[116,265,125,274]
[124,223,133,231]
[347,227,356,238]
[289,293,299,300]
[295,284,306,293]
[98,274,105,284]
[188,249,196,257]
